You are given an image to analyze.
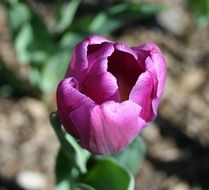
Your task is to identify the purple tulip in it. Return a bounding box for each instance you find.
[57,35,166,154]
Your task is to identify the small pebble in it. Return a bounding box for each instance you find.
[16,171,47,190]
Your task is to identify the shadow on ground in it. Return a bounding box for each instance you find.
[147,115,209,189]
[0,176,25,190]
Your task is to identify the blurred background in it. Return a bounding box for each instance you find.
[0,0,209,189]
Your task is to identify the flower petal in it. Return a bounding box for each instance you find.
[82,70,120,104]
[70,100,146,154]
[66,40,89,82]
[66,35,111,82]
[88,35,111,44]
[115,43,138,60]
[57,77,94,137]
[129,71,154,121]
[145,54,166,116]
[146,52,166,98]
[87,42,114,77]
[132,43,166,119]
[81,42,120,103]
[133,42,166,98]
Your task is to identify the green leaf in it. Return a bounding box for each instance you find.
[106,2,163,22]
[15,23,33,63]
[50,113,91,190]
[8,3,31,32]
[0,57,39,97]
[88,2,163,34]
[55,0,81,33]
[28,9,54,55]
[111,136,146,175]
[134,3,164,15]
[88,13,121,34]
[40,51,69,92]
[71,2,163,35]
[188,0,209,26]
[55,148,75,189]
[75,183,96,190]
[3,0,19,5]
[59,32,83,50]
[50,113,90,174]
[65,133,90,174]
[56,180,72,190]
[189,0,209,15]
[81,158,134,190]
[50,113,76,156]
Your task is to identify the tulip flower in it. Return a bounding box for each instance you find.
[57,35,166,154]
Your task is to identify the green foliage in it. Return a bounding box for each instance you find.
[188,0,209,26]
[75,183,96,190]
[50,113,91,189]
[0,58,40,97]
[55,149,74,190]
[54,0,81,33]
[81,158,134,190]
[111,136,146,174]
[72,2,163,35]
[50,113,90,175]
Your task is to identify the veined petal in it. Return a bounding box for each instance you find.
[81,42,120,103]
[66,40,89,82]
[146,52,166,98]
[70,101,146,154]
[132,43,166,119]
[88,35,111,44]
[66,35,112,82]
[57,77,94,136]
[129,71,154,121]
[115,43,138,60]
[82,70,120,104]
[132,43,166,97]
[144,54,166,116]
[136,42,162,54]
[132,42,162,70]
[87,42,114,77]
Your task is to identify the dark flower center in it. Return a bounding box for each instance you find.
[108,50,143,101]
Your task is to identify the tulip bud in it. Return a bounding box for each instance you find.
[57,35,166,154]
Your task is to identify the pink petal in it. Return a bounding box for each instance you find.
[69,104,94,150]
[145,54,166,116]
[132,43,166,119]
[87,42,114,77]
[135,43,166,97]
[56,77,94,137]
[65,35,112,82]
[146,52,166,98]
[129,71,154,121]
[132,42,162,70]
[70,101,146,154]
[115,43,138,60]
[66,40,89,82]
[82,70,120,104]
[87,35,111,44]
[136,42,162,54]
[80,42,120,103]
